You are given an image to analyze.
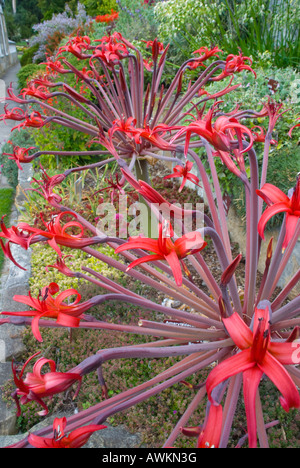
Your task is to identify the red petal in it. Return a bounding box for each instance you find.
[175,231,206,257]
[258,203,289,239]
[31,315,44,342]
[259,352,300,411]
[222,312,253,350]
[198,404,223,448]
[126,254,164,271]
[56,313,81,327]
[282,213,299,250]
[243,367,264,448]
[257,183,290,205]
[268,341,299,365]
[67,425,107,448]
[165,250,183,286]
[206,349,255,403]
[115,238,161,255]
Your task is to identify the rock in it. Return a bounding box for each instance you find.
[0,362,17,436]
[86,424,142,448]
[0,324,25,362]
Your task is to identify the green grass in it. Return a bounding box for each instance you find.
[0,188,15,272]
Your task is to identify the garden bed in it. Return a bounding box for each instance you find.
[2,171,298,448]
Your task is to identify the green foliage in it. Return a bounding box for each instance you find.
[113,0,158,44]
[154,0,300,70]
[19,45,41,66]
[17,63,46,89]
[71,0,118,16]
[203,65,300,149]
[3,0,43,41]
[37,0,71,20]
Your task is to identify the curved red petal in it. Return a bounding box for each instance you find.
[222,312,253,350]
[259,352,300,411]
[206,349,255,404]
[258,203,289,239]
[282,213,300,250]
[165,250,183,286]
[257,183,290,205]
[243,367,264,448]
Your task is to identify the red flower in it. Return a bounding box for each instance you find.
[0,105,26,123]
[58,35,91,59]
[0,238,26,271]
[142,38,165,61]
[188,45,222,69]
[18,212,100,257]
[11,352,82,416]
[109,116,137,141]
[92,35,129,65]
[0,216,32,249]
[2,143,36,170]
[2,282,95,341]
[259,97,289,133]
[109,118,179,151]
[142,39,164,53]
[251,125,277,145]
[12,111,45,131]
[2,84,27,104]
[130,122,180,151]
[29,167,65,205]
[212,50,256,81]
[43,57,69,75]
[164,161,201,192]
[21,83,52,100]
[0,216,34,269]
[143,59,154,71]
[257,178,300,250]
[115,221,207,286]
[28,416,106,448]
[171,101,254,155]
[206,303,300,448]
[95,173,126,202]
[46,255,77,277]
[95,10,119,23]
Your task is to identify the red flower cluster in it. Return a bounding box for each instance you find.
[95,9,119,23]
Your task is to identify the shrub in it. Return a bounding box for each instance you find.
[17,63,46,90]
[29,2,92,63]
[154,0,300,69]
[19,45,41,67]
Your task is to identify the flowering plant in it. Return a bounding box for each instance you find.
[0,30,299,449]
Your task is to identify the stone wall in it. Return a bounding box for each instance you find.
[0,42,19,76]
[0,163,32,436]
